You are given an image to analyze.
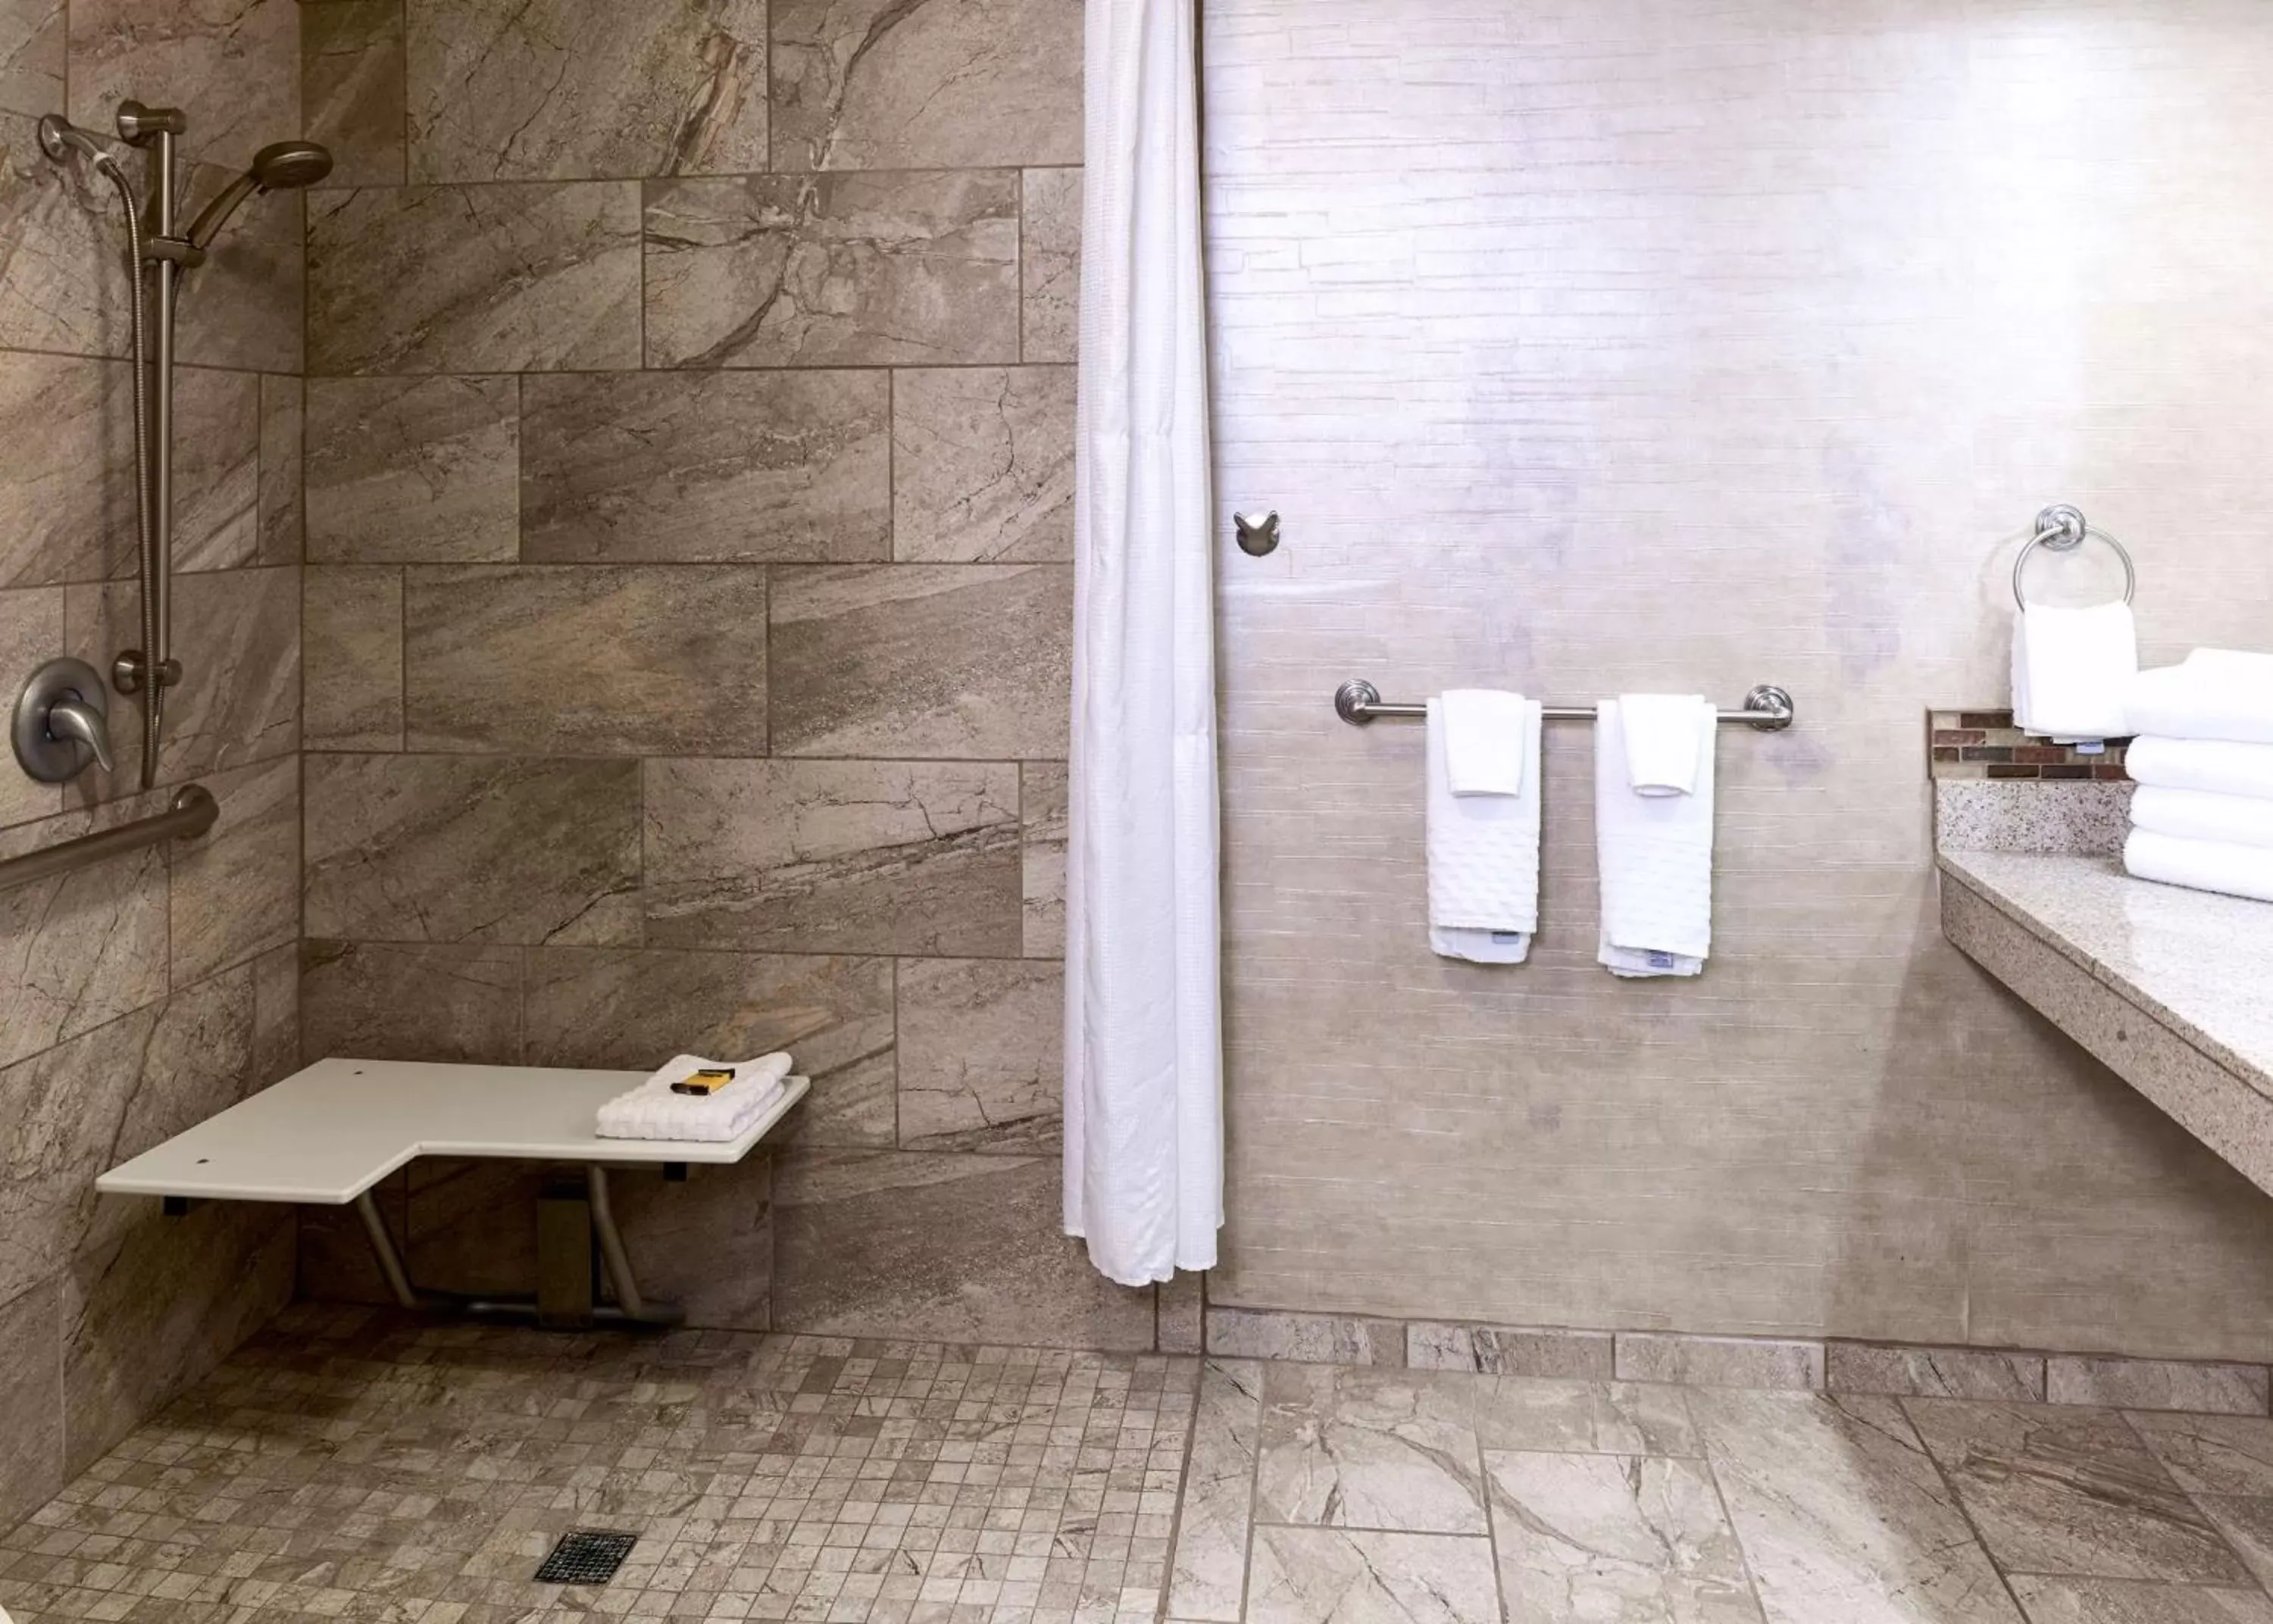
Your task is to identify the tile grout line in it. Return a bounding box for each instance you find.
[2111,1406,2273,1605]
[1893,1393,2036,1619]
[1687,1389,1774,1624]
[1468,1370,1513,1624]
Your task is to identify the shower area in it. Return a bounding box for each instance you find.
[7,0,2273,1619]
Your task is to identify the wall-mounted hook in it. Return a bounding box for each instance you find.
[1233,511,1280,556]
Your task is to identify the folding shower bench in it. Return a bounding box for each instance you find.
[96,1057,808,1327]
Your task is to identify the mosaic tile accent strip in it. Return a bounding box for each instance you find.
[1929,708,2133,782]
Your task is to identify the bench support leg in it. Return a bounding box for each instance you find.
[587,1164,681,1326]
[354,1189,421,1311]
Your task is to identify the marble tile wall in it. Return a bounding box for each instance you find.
[0,0,304,1518]
[1205,0,2273,1363]
[292,0,1105,1347]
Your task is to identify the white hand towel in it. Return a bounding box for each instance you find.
[2011,602,2137,742]
[2124,828,2273,906]
[2125,736,2273,801]
[1439,689,1530,797]
[2184,648,2273,681]
[2127,662,2273,745]
[596,1052,796,1141]
[1427,695,1542,964]
[2129,786,2273,851]
[1618,693,1710,796]
[1596,698,1715,978]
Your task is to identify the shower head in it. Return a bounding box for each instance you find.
[251,140,334,190]
[183,138,333,251]
[36,114,124,180]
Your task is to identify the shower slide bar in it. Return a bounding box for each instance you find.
[1334,679,1796,730]
[0,783,217,892]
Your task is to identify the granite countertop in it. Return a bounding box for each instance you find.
[1937,848,2273,1099]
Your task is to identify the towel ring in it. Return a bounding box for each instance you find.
[2012,503,2135,609]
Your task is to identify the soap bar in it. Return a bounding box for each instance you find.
[671,1067,737,1096]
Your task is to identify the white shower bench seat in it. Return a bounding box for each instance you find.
[96,1056,808,1327]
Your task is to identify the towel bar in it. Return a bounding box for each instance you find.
[1334,681,1796,731]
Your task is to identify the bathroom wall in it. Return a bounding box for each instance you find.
[286,0,1150,1344]
[1205,0,2273,1360]
[0,0,303,1523]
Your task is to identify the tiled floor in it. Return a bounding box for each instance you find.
[0,1307,1193,1624]
[1165,1360,2273,1624]
[14,1325,2273,1624]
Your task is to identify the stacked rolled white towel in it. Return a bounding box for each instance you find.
[2122,651,2273,905]
[596,1052,796,1142]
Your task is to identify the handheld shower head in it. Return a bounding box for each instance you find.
[183,138,333,251]
[250,141,333,190]
[36,114,123,179]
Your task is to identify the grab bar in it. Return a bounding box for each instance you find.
[1335,680,1796,731]
[0,783,218,892]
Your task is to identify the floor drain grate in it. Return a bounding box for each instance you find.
[535,1529,638,1585]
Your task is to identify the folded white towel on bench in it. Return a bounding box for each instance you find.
[596,1053,795,1142]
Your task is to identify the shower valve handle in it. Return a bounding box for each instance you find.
[46,699,115,774]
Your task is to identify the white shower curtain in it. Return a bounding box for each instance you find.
[1061,0,1223,1286]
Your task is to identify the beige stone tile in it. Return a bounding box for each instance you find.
[897,957,1062,1153]
[299,938,523,1064]
[1615,1335,1825,1392]
[67,0,296,171]
[167,754,297,985]
[1905,1398,2248,1584]
[64,566,299,793]
[522,370,890,564]
[170,367,261,573]
[306,375,520,563]
[2006,1577,2273,1624]
[257,374,303,566]
[0,586,64,829]
[249,938,297,1088]
[1484,1450,1759,1623]
[0,1276,62,1529]
[308,181,643,373]
[0,801,169,1070]
[771,1147,1157,1349]
[406,0,764,181]
[1246,1526,1500,1624]
[1825,1342,2046,1403]
[0,1007,155,1304]
[1471,1376,1699,1457]
[1022,760,1068,957]
[771,0,1078,171]
[404,564,767,756]
[303,565,402,751]
[2046,1356,2270,1416]
[1254,1363,1486,1533]
[1409,1323,1616,1379]
[1021,167,1081,364]
[0,351,138,586]
[304,753,641,945]
[2125,1411,2273,1498]
[302,0,404,187]
[1168,1356,1261,1622]
[0,0,63,120]
[0,111,128,358]
[524,947,896,1148]
[770,564,1071,758]
[64,1198,293,1473]
[1208,1306,1407,1366]
[1161,1270,1206,1354]
[644,172,1019,368]
[1688,1391,2020,1624]
[2197,1498,2273,1597]
[893,366,1074,562]
[643,757,1022,957]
